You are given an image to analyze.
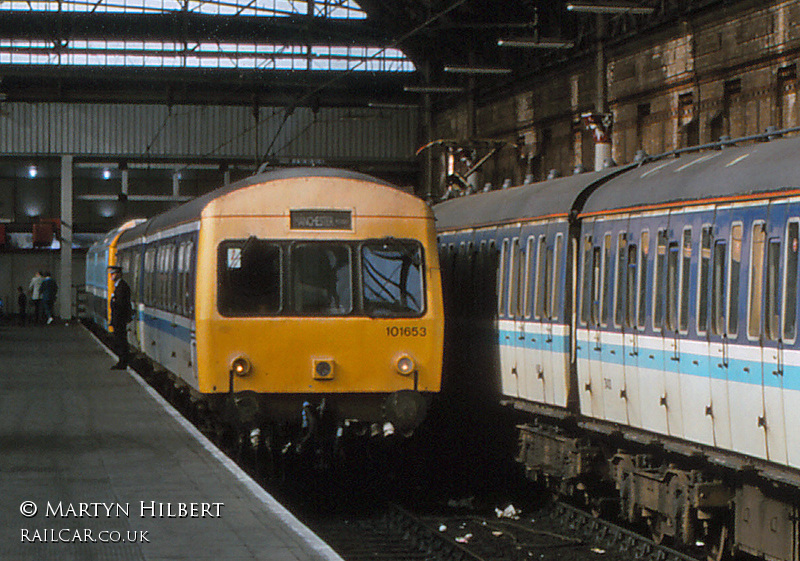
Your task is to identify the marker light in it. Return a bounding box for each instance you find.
[396,355,416,376]
[231,356,252,377]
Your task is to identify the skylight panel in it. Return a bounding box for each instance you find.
[0,0,413,71]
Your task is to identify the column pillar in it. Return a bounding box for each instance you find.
[60,155,73,320]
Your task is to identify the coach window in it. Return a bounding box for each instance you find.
[580,235,593,325]
[535,235,548,319]
[144,247,155,305]
[498,239,509,317]
[625,241,637,328]
[653,229,668,331]
[158,245,168,309]
[176,243,185,314]
[601,233,612,326]
[361,240,423,317]
[131,250,141,303]
[638,231,649,329]
[293,243,352,315]
[765,237,781,340]
[218,238,281,316]
[524,237,536,317]
[679,228,692,333]
[550,234,563,320]
[666,240,679,332]
[784,221,799,341]
[591,246,602,325]
[168,243,177,311]
[465,242,477,314]
[729,223,743,336]
[614,233,627,327]
[509,238,522,318]
[711,240,727,336]
[748,222,766,339]
[184,241,195,315]
[697,226,712,334]
[157,245,166,308]
[486,240,498,318]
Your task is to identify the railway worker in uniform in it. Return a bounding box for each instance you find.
[109,265,132,370]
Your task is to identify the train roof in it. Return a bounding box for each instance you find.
[434,168,619,231]
[580,134,800,216]
[88,218,145,253]
[118,166,405,242]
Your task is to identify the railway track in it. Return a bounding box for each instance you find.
[304,501,703,561]
[90,323,704,561]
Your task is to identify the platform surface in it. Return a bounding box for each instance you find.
[0,322,343,561]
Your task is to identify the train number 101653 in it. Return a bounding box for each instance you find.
[386,326,427,337]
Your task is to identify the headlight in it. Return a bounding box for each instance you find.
[313,358,335,380]
[395,355,416,376]
[316,361,332,378]
[230,356,252,377]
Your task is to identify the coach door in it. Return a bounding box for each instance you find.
[782,213,800,467]
[759,202,788,464]
[727,208,768,460]
[544,229,567,407]
[619,218,644,429]
[644,222,671,436]
[577,224,604,419]
[498,237,520,398]
[599,224,629,425]
[706,208,733,451]
[522,229,546,403]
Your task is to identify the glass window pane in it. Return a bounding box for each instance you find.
[766,239,781,340]
[638,231,649,329]
[712,240,727,336]
[551,234,562,320]
[524,237,535,318]
[680,229,691,332]
[654,230,667,330]
[666,241,679,332]
[748,223,766,338]
[218,238,281,316]
[785,222,799,340]
[592,246,601,325]
[361,240,424,317]
[698,227,712,334]
[509,239,522,318]
[498,240,508,316]
[294,243,352,315]
[581,236,593,325]
[535,236,547,319]
[729,224,743,336]
[626,243,637,328]
[615,233,627,327]
[601,233,612,326]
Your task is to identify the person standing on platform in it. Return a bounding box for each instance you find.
[109,266,132,370]
[17,286,26,326]
[28,271,43,324]
[40,272,58,325]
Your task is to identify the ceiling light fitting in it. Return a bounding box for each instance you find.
[566,1,655,15]
[403,86,465,94]
[443,65,512,75]
[496,37,574,49]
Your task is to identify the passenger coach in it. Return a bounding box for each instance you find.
[88,167,444,442]
[435,132,800,561]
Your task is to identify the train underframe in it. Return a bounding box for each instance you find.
[513,405,800,561]
[143,362,432,482]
